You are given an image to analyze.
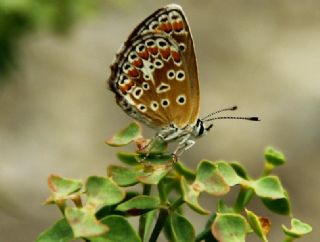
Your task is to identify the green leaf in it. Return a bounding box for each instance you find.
[217,200,234,213]
[246,209,270,242]
[282,218,312,238]
[215,161,243,186]
[45,174,82,204]
[174,162,196,181]
[147,136,168,154]
[91,215,141,242]
[211,213,247,242]
[65,207,109,238]
[137,153,173,164]
[116,195,160,214]
[36,218,73,242]
[105,122,142,147]
[264,147,286,166]
[107,165,142,187]
[169,212,195,242]
[250,176,285,199]
[261,190,291,215]
[116,152,140,166]
[180,177,209,214]
[86,176,125,208]
[137,164,171,185]
[230,162,250,180]
[143,210,158,242]
[194,160,230,196]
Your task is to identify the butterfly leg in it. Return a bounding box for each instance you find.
[173,135,196,157]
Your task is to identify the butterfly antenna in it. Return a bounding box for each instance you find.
[204,116,260,122]
[202,106,238,121]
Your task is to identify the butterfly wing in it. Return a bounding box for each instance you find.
[108,4,200,129]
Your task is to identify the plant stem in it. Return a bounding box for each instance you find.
[139,184,152,239]
[233,186,254,213]
[282,236,294,242]
[262,162,274,176]
[195,213,217,242]
[56,200,66,215]
[158,180,167,204]
[149,208,169,242]
[170,197,184,211]
[72,195,82,208]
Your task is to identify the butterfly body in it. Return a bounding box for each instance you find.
[108,4,259,157]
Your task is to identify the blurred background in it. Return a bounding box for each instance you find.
[0,0,319,241]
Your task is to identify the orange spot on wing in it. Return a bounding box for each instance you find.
[157,23,172,33]
[119,80,135,94]
[119,85,127,95]
[171,51,181,63]
[148,47,158,55]
[132,59,143,68]
[138,50,149,60]
[173,21,184,32]
[128,68,139,78]
[160,48,171,60]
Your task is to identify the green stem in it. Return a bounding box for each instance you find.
[56,200,66,215]
[282,236,294,242]
[195,213,217,242]
[149,208,169,242]
[170,197,184,211]
[234,186,254,213]
[262,162,274,176]
[139,184,152,239]
[158,180,167,204]
[142,184,152,195]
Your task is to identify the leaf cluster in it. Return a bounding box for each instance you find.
[37,122,312,242]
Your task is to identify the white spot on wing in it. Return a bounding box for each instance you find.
[137,104,147,112]
[167,70,175,80]
[142,82,150,90]
[156,83,171,93]
[133,87,143,99]
[176,94,187,105]
[176,70,185,81]
[161,99,170,108]
[150,101,159,111]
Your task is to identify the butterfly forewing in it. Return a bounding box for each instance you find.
[108,4,200,129]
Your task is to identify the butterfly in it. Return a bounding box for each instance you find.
[108,4,259,157]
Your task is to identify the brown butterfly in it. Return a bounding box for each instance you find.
[108,4,259,157]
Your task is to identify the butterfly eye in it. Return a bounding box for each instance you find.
[167,70,175,80]
[176,70,185,81]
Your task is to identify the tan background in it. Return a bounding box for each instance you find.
[0,0,319,241]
